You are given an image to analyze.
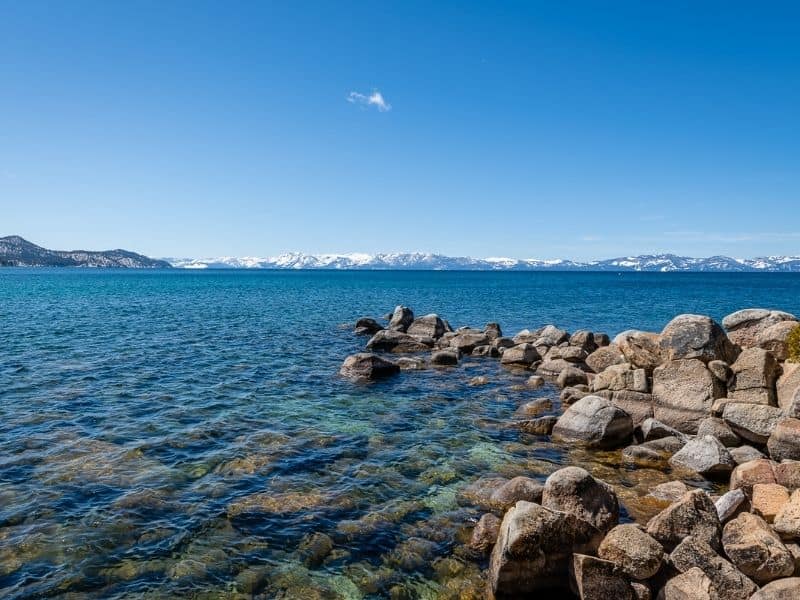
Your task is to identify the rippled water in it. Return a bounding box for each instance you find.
[2,269,799,598]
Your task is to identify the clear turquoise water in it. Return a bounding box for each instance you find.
[2,269,799,598]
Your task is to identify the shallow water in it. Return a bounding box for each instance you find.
[2,269,799,598]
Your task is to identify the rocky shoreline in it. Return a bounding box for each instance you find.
[342,306,800,599]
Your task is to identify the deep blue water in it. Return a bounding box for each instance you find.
[1,269,799,598]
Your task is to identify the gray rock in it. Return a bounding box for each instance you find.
[598,524,664,580]
[487,501,603,598]
[659,314,738,364]
[552,395,634,449]
[722,512,794,584]
[646,489,721,552]
[518,416,558,436]
[472,344,500,357]
[722,402,783,445]
[561,386,590,405]
[366,329,433,353]
[669,535,757,600]
[715,489,747,523]
[608,390,654,427]
[557,366,589,388]
[641,417,687,442]
[448,330,491,354]
[354,317,383,336]
[389,305,414,331]
[729,445,766,465]
[430,349,459,366]
[542,466,619,534]
[653,359,725,434]
[406,314,447,339]
[489,476,544,511]
[535,324,570,346]
[526,375,545,388]
[513,398,552,418]
[569,553,637,599]
[339,353,400,381]
[668,435,735,477]
[696,417,741,447]
[768,418,800,462]
[648,481,690,503]
[500,343,541,367]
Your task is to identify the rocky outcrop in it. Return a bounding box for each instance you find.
[339,353,400,380]
[552,396,634,449]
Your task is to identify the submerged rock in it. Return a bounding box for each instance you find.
[468,513,501,555]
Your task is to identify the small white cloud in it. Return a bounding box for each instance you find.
[347,89,391,112]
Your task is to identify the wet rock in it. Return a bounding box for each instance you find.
[723,308,797,348]
[570,553,637,599]
[385,537,438,571]
[355,317,383,336]
[407,314,447,339]
[668,435,735,477]
[752,483,790,523]
[472,344,500,357]
[500,343,541,367]
[646,489,722,552]
[487,500,603,598]
[431,349,459,366]
[586,344,626,374]
[653,359,725,434]
[518,416,558,436]
[526,374,545,388]
[774,489,800,539]
[457,476,508,510]
[448,330,492,354]
[297,532,334,568]
[616,330,664,373]
[366,330,432,353]
[723,402,782,445]
[542,466,619,534]
[659,314,738,364]
[730,459,777,497]
[696,417,740,447]
[513,398,552,418]
[622,444,670,470]
[669,535,757,600]
[468,375,489,386]
[598,524,664,580]
[722,512,794,584]
[489,476,544,511]
[557,366,589,388]
[659,567,714,599]
[389,305,414,331]
[715,489,747,523]
[552,395,634,449]
[750,577,800,599]
[468,513,501,555]
[768,418,800,462]
[339,353,400,381]
[758,321,799,360]
[730,445,766,464]
[728,347,781,405]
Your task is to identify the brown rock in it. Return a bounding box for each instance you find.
[517,416,558,436]
[669,536,757,600]
[513,398,552,418]
[339,353,400,380]
[616,330,664,373]
[468,513,501,554]
[500,343,541,367]
[722,402,782,445]
[552,395,634,449]
[659,567,714,599]
[542,466,619,534]
[366,329,432,353]
[774,489,800,540]
[778,363,800,417]
[646,489,721,552]
[586,344,626,374]
[749,576,800,599]
[721,512,794,584]
[653,359,725,434]
[730,459,777,497]
[557,365,589,388]
[406,314,447,339]
[728,347,780,405]
[723,308,797,348]
[388,305,414,331]
[775,461,800,491]
[570,553,636,599]
[758,321,799,360]
[696,417,740,447]
[598,524,664,580]
[489,476,544,511]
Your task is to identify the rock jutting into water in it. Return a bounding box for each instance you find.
[342,305,800,596]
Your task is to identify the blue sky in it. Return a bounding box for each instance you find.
[1,1,799,260]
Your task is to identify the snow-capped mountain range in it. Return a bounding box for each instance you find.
[166,252,800,272]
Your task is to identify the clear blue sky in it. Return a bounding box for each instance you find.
[2,1,799,260]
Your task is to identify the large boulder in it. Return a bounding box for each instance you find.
[750,578,800,600]
[615,330,664,373]
[406,314,447,339]
[768,418,800,462]
[728,347,781,405]
[723,308,797,348]
[339,353,400,381]
[722,512,794,584]
[570,330,597,353]
[551,395,634,449]
[652,359,725,434]
[542,467,619,534]
[668,435,735,477]
[722,402,782,445]
[646,489,722,552]
[778,363,800,417]
[487,501,603,598]
[447,330,492,354]
[569,554,637,599]
[500,343,541,367]
[586,344,626,374]
[354,317,383,336]
[388,305,414,331]
[535,324,570,347]
[752,483,790,523]
[669,536,757,600]
[597,524,664,580]
[758,321,800,361]
[366,329,433,353]
[659,314,738,364]
[430,349,459,366]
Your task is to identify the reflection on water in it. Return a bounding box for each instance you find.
[2,270,794,598]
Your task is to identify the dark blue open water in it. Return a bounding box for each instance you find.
[1,270,799,598]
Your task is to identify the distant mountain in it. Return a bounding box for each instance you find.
[0,236,171,268]
[167,252,800,272]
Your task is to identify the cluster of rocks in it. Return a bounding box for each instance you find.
[341,306,800,596]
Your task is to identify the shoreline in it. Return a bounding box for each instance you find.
[343,305,800,598]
